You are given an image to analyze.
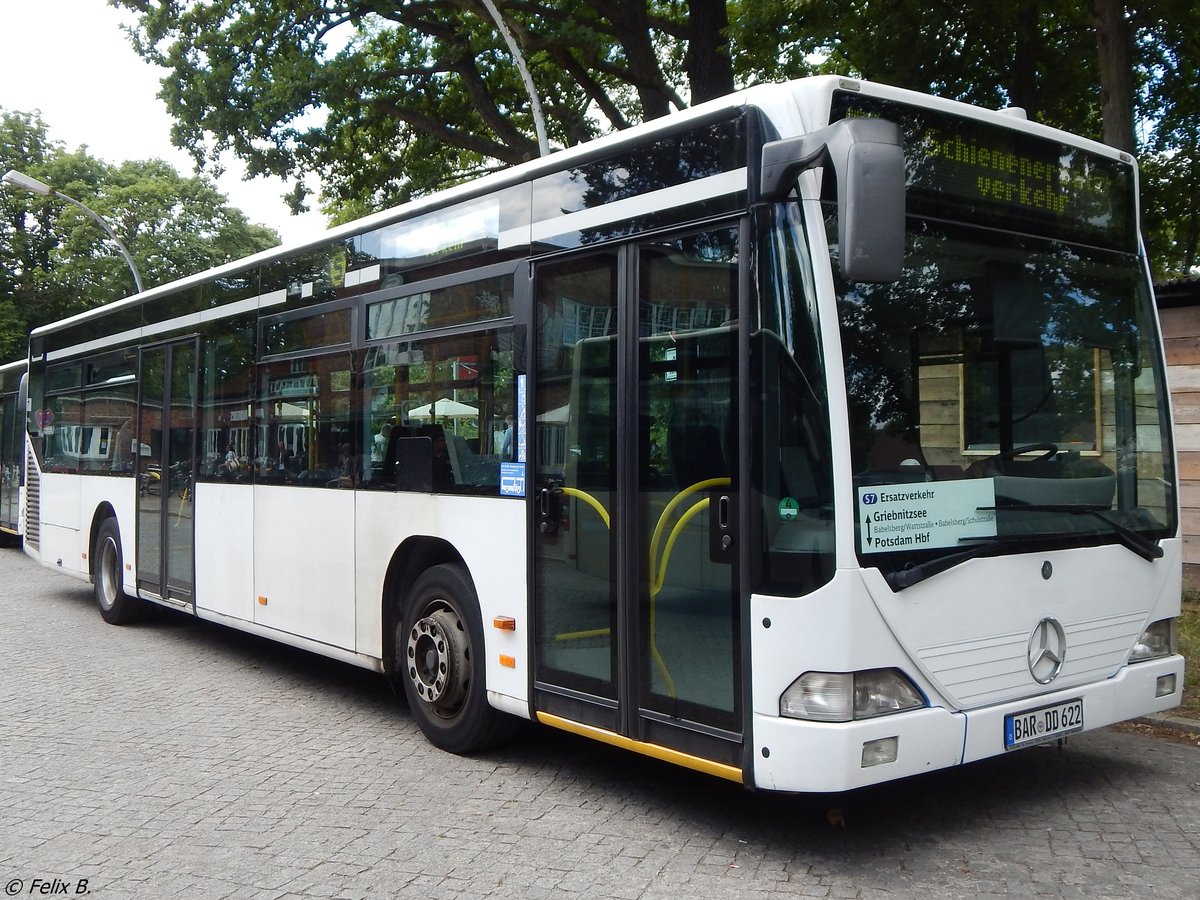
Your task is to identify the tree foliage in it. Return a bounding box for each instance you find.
[115,0,733,216]
[0,109,279,362]
[756,0,1198,276]
[114,1,1199,275]
[1136,0,1200,274]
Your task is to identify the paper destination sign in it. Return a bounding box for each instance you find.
[857,479,997,553]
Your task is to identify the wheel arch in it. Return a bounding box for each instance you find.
[87,502,119,581]
[380,536,471,677]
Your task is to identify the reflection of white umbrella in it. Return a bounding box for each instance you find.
[409,398,478,420]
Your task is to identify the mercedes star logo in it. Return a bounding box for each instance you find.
[1027,617,1067,684]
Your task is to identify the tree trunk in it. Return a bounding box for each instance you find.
[1090,0,1136,152]
[1009,1,1041,120]
[605,3,673,120]
[685,0,734,104]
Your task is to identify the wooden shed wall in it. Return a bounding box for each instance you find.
[1158,304,1200,590]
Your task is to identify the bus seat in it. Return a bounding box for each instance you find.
[444,432,474,485]
[417,425,455,491]
[382,425,437,492]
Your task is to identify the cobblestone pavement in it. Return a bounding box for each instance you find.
[1,545,1198,900]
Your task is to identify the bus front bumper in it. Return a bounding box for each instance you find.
[751,654,1185,794]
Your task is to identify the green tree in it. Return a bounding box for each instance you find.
[0,301,25,366]
[114,0,736,219]
[1136,0,1200,276]
[734,0,1198,276]
[0,108,279,361]
[739,1,1103,135]
[0,111,83,357]
[117,1,1198,273]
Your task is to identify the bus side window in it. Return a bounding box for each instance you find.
[364,328,516,496]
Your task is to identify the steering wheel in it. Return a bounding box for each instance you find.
[991,442,1059,463]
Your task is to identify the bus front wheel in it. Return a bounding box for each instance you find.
[93,519,140,625]
[398,564,515,753]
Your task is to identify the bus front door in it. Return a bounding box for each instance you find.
[533,227,743,772]
[136,339,198,605]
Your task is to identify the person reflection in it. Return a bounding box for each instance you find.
[337,442,359,488]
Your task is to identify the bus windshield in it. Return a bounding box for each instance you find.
[835,219,1176,584]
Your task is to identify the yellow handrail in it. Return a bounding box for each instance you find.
[553,626,610,642]
[553,485,613,645]
[646,497,710,699]
[552,477,732,701]
[560,486,610,529]
[648,477,730,587]
[644,478,730,699]
[650,498,709,598]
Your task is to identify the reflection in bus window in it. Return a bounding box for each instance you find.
[363,329,516,495]
[259,354,356,487]
[366,272,514,339]
[752,203,835,595]
[39,354,137,476]
[198,314,255,482]
[263,307,352,356]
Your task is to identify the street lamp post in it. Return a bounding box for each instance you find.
[2,168,144,293]
[478,0,549,157]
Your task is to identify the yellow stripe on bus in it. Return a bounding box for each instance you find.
[537,712,743,784]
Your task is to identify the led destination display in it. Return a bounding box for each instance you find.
[832,91,1137,252]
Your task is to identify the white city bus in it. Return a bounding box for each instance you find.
[22,76,1184,793]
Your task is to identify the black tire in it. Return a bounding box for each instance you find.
[93,518,140,625]
[398,564,517,753]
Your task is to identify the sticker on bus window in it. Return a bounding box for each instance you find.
[501,462,526,497]
[516,374,528,463]
[857,479,996,553]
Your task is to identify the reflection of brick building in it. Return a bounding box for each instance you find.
[47,395,138,471]
[1156,276,1200,590]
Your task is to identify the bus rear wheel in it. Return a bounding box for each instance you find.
[93,518,140,625]
[398,564,515,753]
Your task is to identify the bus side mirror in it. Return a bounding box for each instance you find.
[760,117,905,283]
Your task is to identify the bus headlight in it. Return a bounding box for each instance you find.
[1129,619,1176,662]
[780,668,925,722]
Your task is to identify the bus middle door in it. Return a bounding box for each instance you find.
[136,338,198,606]
[532,226,743,771]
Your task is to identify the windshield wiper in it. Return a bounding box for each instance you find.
[885,535,1038,591]
[979,503,1163,562]
[884,505,1163,591]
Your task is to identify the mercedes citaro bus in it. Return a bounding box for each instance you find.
[20,76,1183,793]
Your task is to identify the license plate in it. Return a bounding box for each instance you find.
[1004,698,1084,750]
